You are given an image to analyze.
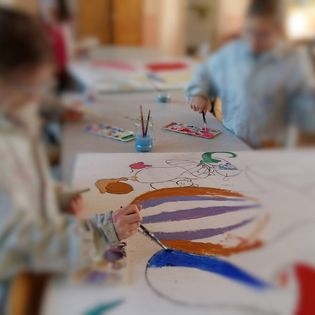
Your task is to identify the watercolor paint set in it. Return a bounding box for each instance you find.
[164,122,221,139]
[86,123,135,142]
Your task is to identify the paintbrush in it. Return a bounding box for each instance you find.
[140,105,145,136]
[144,110,151,137]
[202,111,207,130]
[139,224,168,250]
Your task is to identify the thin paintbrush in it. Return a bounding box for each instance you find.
[139,224,168,250]
[202,111,207,130]
[144,110,151,137]
[140,105,145,136]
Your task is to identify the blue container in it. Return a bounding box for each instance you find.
[135,135,153,152]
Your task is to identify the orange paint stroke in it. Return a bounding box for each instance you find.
[246,214,270,245]
[106,182,134,194]
[162,239,263,257]
[131,187,244,205]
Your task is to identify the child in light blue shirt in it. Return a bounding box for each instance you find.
[187,0,315,148]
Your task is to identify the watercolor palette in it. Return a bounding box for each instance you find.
[86,124,135,142]
[164,122,221,140]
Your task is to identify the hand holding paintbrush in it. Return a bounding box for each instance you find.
[202,111,207,130]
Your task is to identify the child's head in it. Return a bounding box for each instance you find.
[40,0,72,24]
[0,8,54,111]
[243,0,285,54]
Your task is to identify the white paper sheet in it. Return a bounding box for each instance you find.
[43,150,315,315]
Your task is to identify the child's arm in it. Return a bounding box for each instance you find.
[0,189,140,280]
[40,96,84,123]
[186,58,218,113]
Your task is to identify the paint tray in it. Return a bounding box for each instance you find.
[86,123,135,142]
[164,122,221,140]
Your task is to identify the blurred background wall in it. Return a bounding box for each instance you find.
[1,0,315,56]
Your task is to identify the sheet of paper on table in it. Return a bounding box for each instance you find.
[43,150,315,315]
[72,58,195,93]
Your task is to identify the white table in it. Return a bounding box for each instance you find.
[61,91,250,184]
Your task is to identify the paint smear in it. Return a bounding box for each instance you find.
[148,250,271,290]
[95,178,129,194]
[154,217,256,240]
[295,264,315,315]
[86,271,109,284]
[84,299,124,315]
[140,195,246,208]
[162,239,263,257]
[129,162,152,170]
[106,182,134,194]
[202,152,237,164]
[132,187,245,205]
[142,204,259,224]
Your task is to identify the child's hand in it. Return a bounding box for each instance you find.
[189,96,210,113]
[62,102,84,122]
[112,205,142,240]
[65,195,84,215]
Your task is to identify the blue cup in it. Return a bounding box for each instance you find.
[135,135,153,152]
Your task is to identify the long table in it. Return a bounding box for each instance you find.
[61,90,250,184]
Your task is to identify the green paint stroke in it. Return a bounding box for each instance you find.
[84,299,124,315]
[202,152,237,164]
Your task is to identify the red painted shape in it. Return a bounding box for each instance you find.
[295,264,315,315]
[129,162,152,170]
[278,271,289,288]
[146,62,188,72]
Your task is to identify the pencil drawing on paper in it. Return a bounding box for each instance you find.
[95,152,241,193]
[89,151,315,314]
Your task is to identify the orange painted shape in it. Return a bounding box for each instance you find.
[162,239,263,257]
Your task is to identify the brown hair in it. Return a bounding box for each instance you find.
[0,7,53,76]
[247,0,285,24]
[56,0,72,22]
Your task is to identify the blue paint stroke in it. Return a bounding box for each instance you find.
[141,196,245,209]
[148,250,271,290]
[84,299,123,315]
[142,204,259,224]
[154,217,256,240]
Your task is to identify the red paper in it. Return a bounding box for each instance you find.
[146,62,188,72]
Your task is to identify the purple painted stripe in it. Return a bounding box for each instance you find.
[141,196,245,209]
[154,217,255,240]
[142,204,259,224]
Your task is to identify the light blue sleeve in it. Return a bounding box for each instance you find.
[185,56,220,100]
[287,49,315,132]
[0,189,119,280]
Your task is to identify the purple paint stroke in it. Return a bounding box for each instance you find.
[141,196,246,209]
[154,217,256,240]
[142,204,259,224]
[86,271,109,284]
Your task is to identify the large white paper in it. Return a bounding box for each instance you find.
[43,150,315,315]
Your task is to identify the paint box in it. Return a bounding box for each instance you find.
[85,124,135,142]
[164,122,221,140]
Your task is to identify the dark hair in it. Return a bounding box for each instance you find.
[247,0,284,23]
[56,0,72,22]
[0,7,53,76]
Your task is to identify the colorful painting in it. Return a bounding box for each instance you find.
[64,151,315,315]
